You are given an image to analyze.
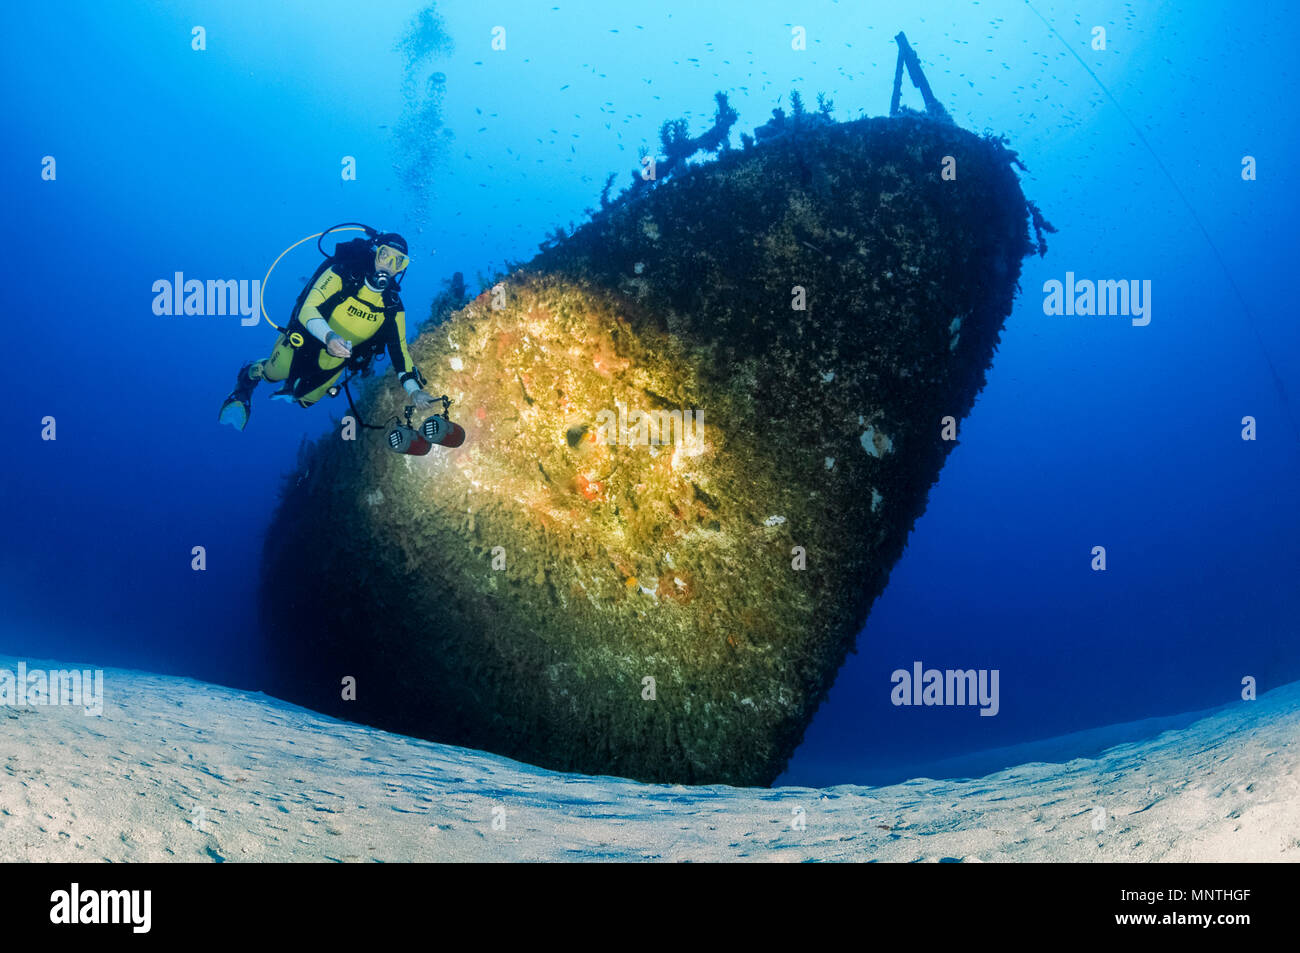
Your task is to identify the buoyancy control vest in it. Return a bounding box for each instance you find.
[277,237,404,400]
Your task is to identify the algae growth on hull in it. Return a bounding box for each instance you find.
[262,112,1042,786]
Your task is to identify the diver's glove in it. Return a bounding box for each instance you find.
[325,331,353,359]
[403,374,437,409]
[409,389,438,410]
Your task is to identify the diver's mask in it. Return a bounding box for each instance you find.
[368,242,410,290]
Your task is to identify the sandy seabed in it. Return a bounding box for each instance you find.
[1,654,1296,862]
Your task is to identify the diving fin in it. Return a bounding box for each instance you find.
[219,363,257,431]
[219,394,251,431]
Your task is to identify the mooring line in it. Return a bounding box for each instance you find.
[1024,0,1298,446]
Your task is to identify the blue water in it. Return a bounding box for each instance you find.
[3,1,1297,788]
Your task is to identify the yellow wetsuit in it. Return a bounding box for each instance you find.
[249,267,419,406]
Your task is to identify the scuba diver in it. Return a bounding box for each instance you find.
[219,223,464,454]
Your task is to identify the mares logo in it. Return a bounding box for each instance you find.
[346,303,381,322]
